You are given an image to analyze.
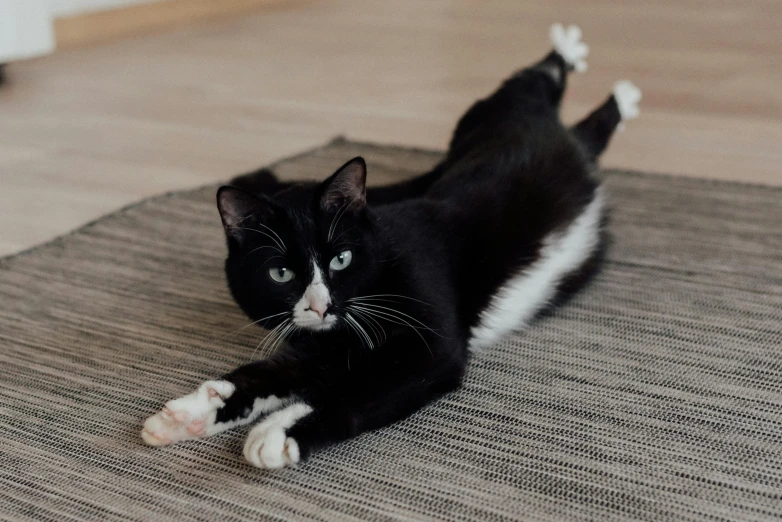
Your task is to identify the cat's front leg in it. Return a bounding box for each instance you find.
[242,402,314,468]
[141,357,302,446]
[142,380,239,445]
[242,343,466,468]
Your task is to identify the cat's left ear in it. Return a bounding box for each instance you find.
[216,186,275,245]
[319,157,367,212]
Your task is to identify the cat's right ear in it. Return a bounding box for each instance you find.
[216,186,274,246]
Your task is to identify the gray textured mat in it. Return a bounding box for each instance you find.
[1,139,781,521]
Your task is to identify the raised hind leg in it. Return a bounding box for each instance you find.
[572,80,642,163]
[447,23,589,155]
[509,23,591,109]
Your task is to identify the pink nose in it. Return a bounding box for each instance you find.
[306,300,328,319]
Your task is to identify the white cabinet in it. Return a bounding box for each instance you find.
[0,0,55,63]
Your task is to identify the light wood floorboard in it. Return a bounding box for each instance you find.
[1,0,780,256]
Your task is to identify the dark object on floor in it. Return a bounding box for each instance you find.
[0,139,780,521]
[0,64,6,86]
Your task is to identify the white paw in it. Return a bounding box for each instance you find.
[550,23,589,73]
[141,380,235,446]
[243,403,312,469]
[613,80,642,129]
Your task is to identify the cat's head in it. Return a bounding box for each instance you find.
[217,157,380,334]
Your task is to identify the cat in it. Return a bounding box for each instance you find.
[142,24,641,469]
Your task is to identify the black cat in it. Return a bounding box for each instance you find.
[142,24,641,469]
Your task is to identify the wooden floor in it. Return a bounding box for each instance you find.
[1,0,781,256]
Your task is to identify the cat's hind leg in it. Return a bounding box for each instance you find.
[549,23,590,74]
[446,23,589,155]
[514,23,590,108]
[571,80,642,162]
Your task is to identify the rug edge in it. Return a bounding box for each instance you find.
[3,136,779,264]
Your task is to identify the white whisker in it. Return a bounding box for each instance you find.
[270,322,296,355]
[343,314,367,350]
[243,244,283,261]
[345,313,374,349]
[328,200,351,243]
[348,305,433,358]
[218,311,291,343]
[350,307,386,344]
[348,294,434,307]
[253,222,288,253]
[251,319,287,360]
[331,225,357,244]
[228,226,286,253]
[347,301,445,337]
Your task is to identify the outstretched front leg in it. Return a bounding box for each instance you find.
[142,335,466,469]
[141,354,307,447]
[242,335,467,469]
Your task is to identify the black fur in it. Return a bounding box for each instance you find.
[210,48,626,461]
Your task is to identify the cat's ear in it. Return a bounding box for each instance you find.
[319,157,367,212]
[216,186,275,245]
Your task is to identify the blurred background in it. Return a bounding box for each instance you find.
[1,0,780,256]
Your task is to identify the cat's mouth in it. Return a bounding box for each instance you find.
[292,311,338,331]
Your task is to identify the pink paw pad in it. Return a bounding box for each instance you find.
[141,380,236,447]
[186,419,206,435]
[172,410,190,423]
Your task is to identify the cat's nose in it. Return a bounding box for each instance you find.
[303,278,331,320]
[306,301,328,319]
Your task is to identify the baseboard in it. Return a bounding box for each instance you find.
[54,0,287,50]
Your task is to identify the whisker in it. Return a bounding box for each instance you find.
[327,201,350,243]
[349,308,381,343]
[227,226,286,253]
[243,244,283,261]
[328,200,353,243]
[348,305,419,330]
[348,305,433,359]
[345,313,373,349]
[343,314,367,351]
[349,312,379,348]
[257,320,286,358]
[352,310,379,349]
[347,302,446,337]
[253,255,287,274]
[253,222,288,253]
[270,322,296,355]
[331,226,357,244]
[251,327,274,361]
[251,319,287,360]
[345,313,374,349]
[217,311,291,342]
[350,307,386,344]
[348,294,434,307]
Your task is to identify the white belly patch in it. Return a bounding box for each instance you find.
[468,189,604,350]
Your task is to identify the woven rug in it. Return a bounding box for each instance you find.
[1,139,780,521]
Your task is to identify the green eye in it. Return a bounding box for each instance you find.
[268,267,295,283]
[329,250,353,271]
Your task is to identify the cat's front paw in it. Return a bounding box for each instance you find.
[550,23,589,73]
[243,403,312,469]
[141,380,235,446]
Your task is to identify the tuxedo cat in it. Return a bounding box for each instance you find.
[142,24,641,469]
